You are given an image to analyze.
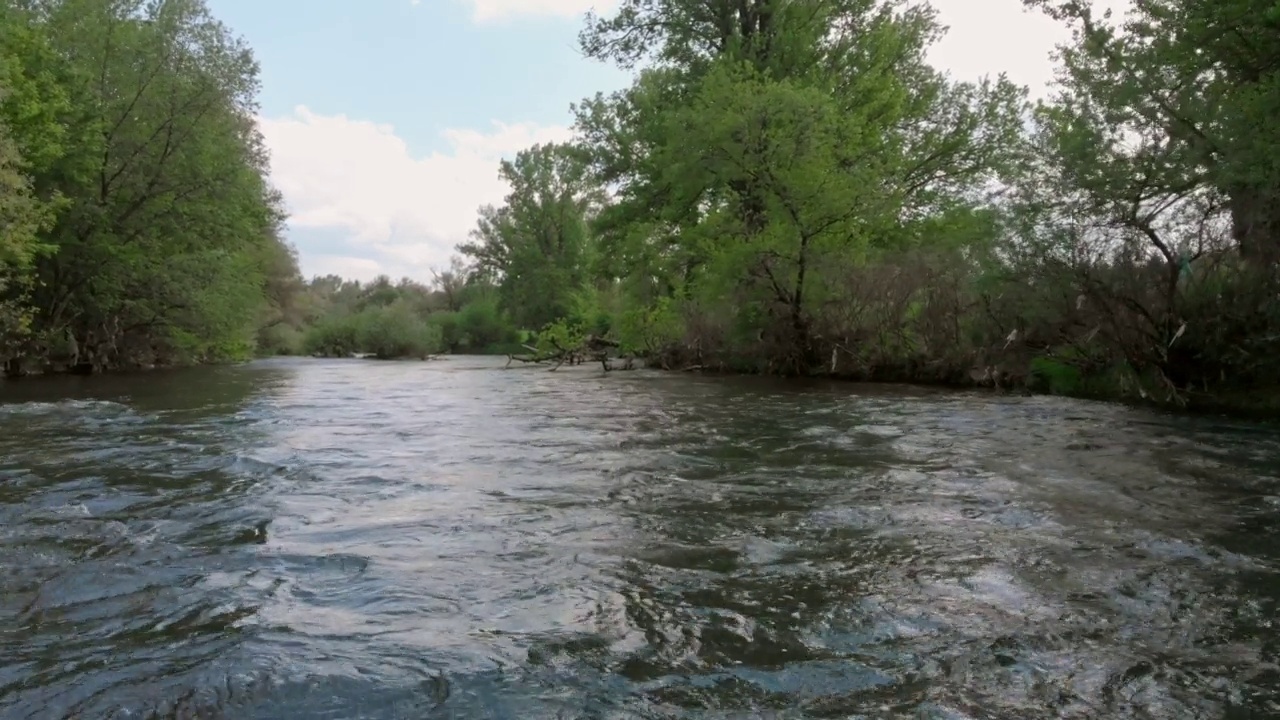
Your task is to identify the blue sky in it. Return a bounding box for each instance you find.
[207,0,1125,282]
[209,0,629,155]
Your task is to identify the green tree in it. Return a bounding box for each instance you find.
[1003,0,1280,400]
[0,121,47,359]
[1024,0,1280,264]
[573,0,1026,371]
[458,142,602,330]
[0,0,295,372]
[354,301,443,359]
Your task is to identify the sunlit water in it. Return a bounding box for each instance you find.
[2,356,1278,719]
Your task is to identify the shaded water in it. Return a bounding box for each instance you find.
[2,357,1279,719]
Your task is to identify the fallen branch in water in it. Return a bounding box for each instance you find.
[504,334,635,372]
[505,349,560,368]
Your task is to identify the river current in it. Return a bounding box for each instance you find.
[1,356,1278,718]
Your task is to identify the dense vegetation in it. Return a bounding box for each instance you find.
[3,0,1277,412]
[457,0,1280,410]
[0,0,293,373]
[257,269,521,359]
[0,0,525,371]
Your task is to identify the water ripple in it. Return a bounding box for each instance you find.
[1,357,1278,718]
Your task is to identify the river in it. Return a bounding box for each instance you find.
[1,356,1278,719]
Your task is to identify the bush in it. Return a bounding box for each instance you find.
[534,318,586,355]
[454,296,518,352]
[355,302,443,359]
[1029,356,1082,395]
[256,323,304,356]
[428,311,463,352]
[301,303,443,359]
[615,295,683,357]
[303,314,361,357]
[564,287,612,338]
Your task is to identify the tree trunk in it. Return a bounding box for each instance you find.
[4,357,24,378]
[791,234,811,355]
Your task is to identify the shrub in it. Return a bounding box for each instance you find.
[454,296,518,352]
[355,302,443,359]
[256,323,304,356]
[303,314,361,357]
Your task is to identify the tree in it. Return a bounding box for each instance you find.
[994,0,1280,399]
[458,142,602,330]
[1024,0,1280,264]
[0,121,47,361]
[0,0,294,371]
[429,256,472,312]
[573,0,1026,371]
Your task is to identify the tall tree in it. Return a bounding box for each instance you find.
[574,0,1025,369]
[1025,0,1280,264]
[0,121,48,361]
[0,0,295,370]
[458,142,602,330]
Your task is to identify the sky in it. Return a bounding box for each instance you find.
[204,0,1114,283]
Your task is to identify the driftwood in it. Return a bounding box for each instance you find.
[504,344,557,368]
[505,335,635,372]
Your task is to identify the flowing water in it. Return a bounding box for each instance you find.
[2,357,1279,719]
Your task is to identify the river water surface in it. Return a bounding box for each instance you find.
[2,357,1279,719]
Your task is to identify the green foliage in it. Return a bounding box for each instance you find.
[563,287,612,337]
[303,315,360,358]
[0,122,45,354]
[354,302,443,360]
[0,2,73,175]
[535,318,587,356]
[303,302,444,360]
[0,0,304,374]
[458,142,601,331]
[428,311,463,352]
[257,323,305,357]
[304,304,445,360]
[455,294,518,351]
[1029,357,1083,396]
[282,267,518,358]
[614,296,683,357]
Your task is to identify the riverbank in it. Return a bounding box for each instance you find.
[483,348,1280,420]
[628,338,1272,418]
[6,348,1278,422]
[1,352,442,379]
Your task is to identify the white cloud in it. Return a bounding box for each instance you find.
[258,105,572,280]
[265,0,1133,282]
[464,0,616,23]
[927,0,1131,97]
[305,255,387,282]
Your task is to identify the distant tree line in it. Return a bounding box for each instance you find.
[258,268,523,360]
